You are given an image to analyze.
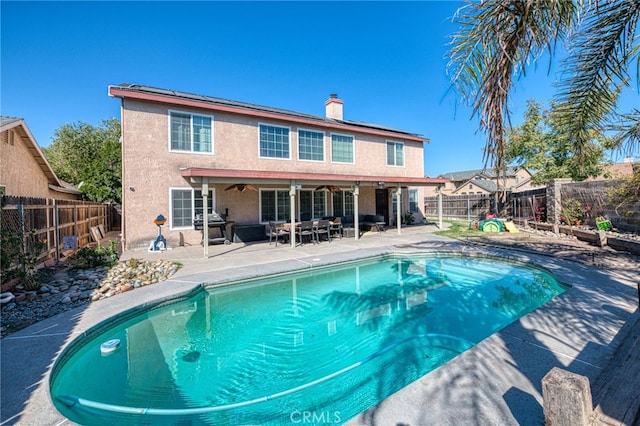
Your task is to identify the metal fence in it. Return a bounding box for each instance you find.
[0,196,118,266]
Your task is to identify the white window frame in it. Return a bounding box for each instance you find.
[169,187,216,230]
[168,110,214,154]
[332,190,354,217]
[386,140,405,167]
[330,132,355,164]
[408,189,419,213]
[298,189,327,220]
[297,128,325,162]
[259,188,291,223]
[258,123,291,160]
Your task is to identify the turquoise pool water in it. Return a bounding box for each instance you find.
[51,254,566,425]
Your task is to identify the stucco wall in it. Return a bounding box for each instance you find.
[0,127,76,200]
[120,99,427,250]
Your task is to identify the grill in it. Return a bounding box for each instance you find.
[193,214,229,245]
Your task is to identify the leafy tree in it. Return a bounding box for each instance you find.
[448,0,640,176]
[505,100,611,184]
[607,167,640,217]
[43,118,121,204]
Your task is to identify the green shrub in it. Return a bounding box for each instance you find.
[0,227,46,291]
[561,198,590,225]
[69,240,119,269]
[403,213,415,225]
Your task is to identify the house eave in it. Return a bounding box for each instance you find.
[180,168,448,187]
[109,85,430,144]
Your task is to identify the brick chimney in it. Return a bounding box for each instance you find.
[325,93,343,120]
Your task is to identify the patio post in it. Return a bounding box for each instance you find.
[202,180,209,258]
[353,182,360,240]
[396,184,402,234]
[438,185,443,228]
[289,181,296,247]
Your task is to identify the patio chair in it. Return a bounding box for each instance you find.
[314,219,332,242]
[297,220,316,245]
[268,221,289,247]
[329,217,343,239]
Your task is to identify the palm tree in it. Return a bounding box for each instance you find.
[448,0,640,175]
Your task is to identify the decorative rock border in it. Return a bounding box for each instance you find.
[0,259,181,338]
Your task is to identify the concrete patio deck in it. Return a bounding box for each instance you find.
[1,224,639,425]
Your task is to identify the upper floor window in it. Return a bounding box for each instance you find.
[298,129,324,161]
[331,133,354,164]
[169,111,213,153]
[259,124,290,159]
[386,141,404,166]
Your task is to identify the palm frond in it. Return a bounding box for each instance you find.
[448,0,581,175]
[554,0,640,167]
[609,108,640,155]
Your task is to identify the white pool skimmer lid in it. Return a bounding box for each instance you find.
[100,339,121,355]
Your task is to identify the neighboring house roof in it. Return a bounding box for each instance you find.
[438,166,525,181]
[0,116,22,127]
[109,83,430,143]
[586,160,638,181]
[451,178,500,194]
[0,116,81,195]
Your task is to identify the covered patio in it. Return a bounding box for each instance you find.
[180,167,448,256]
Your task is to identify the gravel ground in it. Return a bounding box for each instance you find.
[0,260,180,338]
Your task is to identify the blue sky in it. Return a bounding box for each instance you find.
[2,1,637,178]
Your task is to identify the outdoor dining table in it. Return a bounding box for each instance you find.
[277,220,333,244]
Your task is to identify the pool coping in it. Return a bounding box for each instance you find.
[1,232,639,425]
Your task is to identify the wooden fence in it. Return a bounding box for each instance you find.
[0,196,118,264]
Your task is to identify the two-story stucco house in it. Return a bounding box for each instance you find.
[109,84,446,251]
[0,116,81,199]
[424,166,535,196]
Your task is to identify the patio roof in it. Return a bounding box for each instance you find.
[180,167,449,187]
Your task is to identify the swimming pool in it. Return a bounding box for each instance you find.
[50,254,566,425]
